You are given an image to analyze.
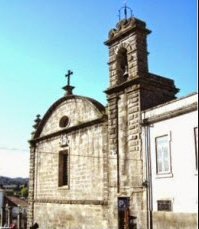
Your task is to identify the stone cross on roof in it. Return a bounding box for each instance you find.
[65,70,73,87]
[63,69,75,96]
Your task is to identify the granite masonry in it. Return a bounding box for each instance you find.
[28,14,197,229]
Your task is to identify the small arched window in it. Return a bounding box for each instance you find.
[116,48,129,84]
[59,116,69,128]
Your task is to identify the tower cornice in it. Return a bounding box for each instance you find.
[105,74,179,96]
[104,17,151,46]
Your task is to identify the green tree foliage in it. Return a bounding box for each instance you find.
[20,186,28,198]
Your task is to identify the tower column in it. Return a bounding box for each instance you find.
[27,145,36,228]
[105,13,151,229]
[105,10,178,228]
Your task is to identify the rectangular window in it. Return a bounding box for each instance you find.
[194,127,198,170]
[155,135,171,174]
[59,150,69,187]
[157,200,172,211]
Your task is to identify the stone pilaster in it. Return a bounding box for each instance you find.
[27,145,36,228]
[107,95,119,189]
[107,95,120,229]
[102,121,109,203]
[106,85,147,229]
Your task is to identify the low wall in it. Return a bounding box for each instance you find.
[153,212,198,229]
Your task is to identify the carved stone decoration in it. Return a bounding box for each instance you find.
[59,134,69,147]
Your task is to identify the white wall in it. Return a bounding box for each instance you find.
[148,110,198,213]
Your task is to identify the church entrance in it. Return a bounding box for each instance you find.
[118,197,137,229]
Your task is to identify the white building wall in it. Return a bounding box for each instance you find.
[143,95,198,216]
[149,110,198,213]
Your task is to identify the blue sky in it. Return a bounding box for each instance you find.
[0,0,197,177]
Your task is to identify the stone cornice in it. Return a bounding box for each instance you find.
[32,95,106,140]
[29,115,108,144]
[34,199,108,206]
[104,17,151,46]
[105,77,140,95]
[105,74,178,96]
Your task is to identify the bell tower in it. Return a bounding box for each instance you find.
[105,6,178,229]
[105,15,151,86]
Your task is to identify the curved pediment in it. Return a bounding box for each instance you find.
[33,95,106,139]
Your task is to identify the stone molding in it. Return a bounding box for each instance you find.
[32,95,106,139]
[34,199,108,206]
[105,74,178,96]
[30,115,107,144]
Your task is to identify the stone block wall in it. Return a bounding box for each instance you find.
[105,20,151,228]
[34,124,107,201]
[28,96,109,229]
[140,73,179,111]
[30,122,108,229]
[28,14,182,229]
[106,18,151,88]
[34,203,108,229]
[40,97,104,137]
[106,85,147,229]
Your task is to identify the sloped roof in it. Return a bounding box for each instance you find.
[5,196,28,208]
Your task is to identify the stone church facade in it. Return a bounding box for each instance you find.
[28,13,196,229]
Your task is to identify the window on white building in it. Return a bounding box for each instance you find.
[194,127,198,170]
[155,135,171,175]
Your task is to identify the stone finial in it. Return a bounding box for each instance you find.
[31,114,41,138]
[106,17,150,43]
[33,114,41,130]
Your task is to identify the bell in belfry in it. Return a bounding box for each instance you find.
[123,65,128,77]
